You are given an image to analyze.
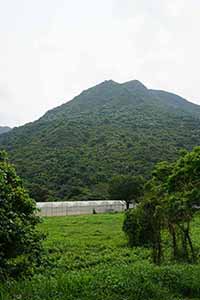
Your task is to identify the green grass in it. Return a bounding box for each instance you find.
[1,212,200,300]
[40,213,150,272]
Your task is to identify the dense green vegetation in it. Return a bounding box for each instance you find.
[109,175,144,209]
[1,213,200,299]
[123,146,200,264]
[0,80,200,201]
[0,151,44,279]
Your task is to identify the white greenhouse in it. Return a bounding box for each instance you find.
[36,200,129,217]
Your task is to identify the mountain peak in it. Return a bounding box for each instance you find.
[102,79,118,84]
[81,80,119,94]
[98,79,147,90]
[81,79,148,98]
[121,80,148,92]
[95,79,119,88]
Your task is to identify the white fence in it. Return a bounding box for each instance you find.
[36,200,129,217]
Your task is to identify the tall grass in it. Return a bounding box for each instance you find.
[1,212,200,299]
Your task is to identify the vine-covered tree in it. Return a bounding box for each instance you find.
[0,151,44,279]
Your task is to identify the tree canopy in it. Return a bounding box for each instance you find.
[109,175,144,209]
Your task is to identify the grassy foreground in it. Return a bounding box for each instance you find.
[1,212,200,300]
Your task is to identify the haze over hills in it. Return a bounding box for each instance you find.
[0,80,200,201]
[0,126,11,135]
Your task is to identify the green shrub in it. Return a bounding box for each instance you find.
[0,151,45,280]
[123,207,155,248]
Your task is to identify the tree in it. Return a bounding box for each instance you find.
[142,150,199,263]
[142,161,173,264]
[0,151,44,279]
[123,147,200,264]
[165,146,200,261]
[123,195,164,264]
[109,175,144,209]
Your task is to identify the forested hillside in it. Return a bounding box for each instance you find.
[0,80,200,201]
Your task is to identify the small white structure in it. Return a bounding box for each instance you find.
[36,200,128,217]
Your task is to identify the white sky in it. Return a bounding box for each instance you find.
[1,0,200,127]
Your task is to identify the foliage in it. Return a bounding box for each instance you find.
[1,213,200,299]
[165,146,200,261]
[123,147,200,264]
[0,151,45,279]
[123,199,160,252]
[109,175,144,209]
[123,203,155,247]
[123,197,163,263]
[3,263,200,300]
[0,80,200,201]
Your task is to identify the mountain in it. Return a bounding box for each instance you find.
[0,80,200,201]
[0,126,11,135]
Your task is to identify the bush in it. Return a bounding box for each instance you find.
[123,206,155,248]
[0,151,45,279]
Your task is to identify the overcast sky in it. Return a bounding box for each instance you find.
[1,0,200,127]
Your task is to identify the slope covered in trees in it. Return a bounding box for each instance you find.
[0,80,200,201]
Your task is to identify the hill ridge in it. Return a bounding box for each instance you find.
[0,80,200,201]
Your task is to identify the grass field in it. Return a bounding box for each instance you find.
[1,212,200,300]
